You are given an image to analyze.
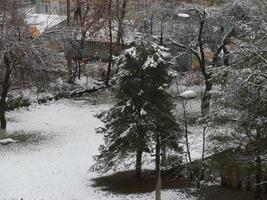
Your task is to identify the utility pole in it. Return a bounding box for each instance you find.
[67,0,70,26]
[160,15,167,46]
[155,131,161,200]
[106,0,113,87]
[66,0,73,83]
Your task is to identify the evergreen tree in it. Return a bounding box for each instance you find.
[91,37,182,178]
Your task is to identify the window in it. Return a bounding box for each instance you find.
[35,0,43,13]
[36,4,42,13]
[43,1,50,14]
[59,2,67,15]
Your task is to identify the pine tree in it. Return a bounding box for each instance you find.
[91,37,182,178]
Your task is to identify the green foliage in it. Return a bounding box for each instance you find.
[91,37,182,173]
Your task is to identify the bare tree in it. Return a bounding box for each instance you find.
[170,8,234,116]
[0,1,57,138]
[115,0,128,45]
[209,1,267,197]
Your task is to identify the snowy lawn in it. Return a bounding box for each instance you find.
[0,99,196,200]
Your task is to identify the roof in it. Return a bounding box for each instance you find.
[26,13,66,34]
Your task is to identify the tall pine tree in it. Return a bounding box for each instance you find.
[91,37,182,178]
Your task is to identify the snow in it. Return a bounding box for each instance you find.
[151,44,170,58]
[140,108,147,116]
[0,138,17,145]
[177,13,190,18]
[120,123,136,138]
[137,90,144,96]
[124,46,137,58]
[126,100,132,107]
[158,86,164,90]
[179,90,198,99]
[26,14,66,33]
[0,99,196,200]
[143,55,158,69]
[74,76,103,89]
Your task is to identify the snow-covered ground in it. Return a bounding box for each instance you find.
[0,99,196,200]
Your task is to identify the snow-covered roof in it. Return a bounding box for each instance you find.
[0,138,17,145]
[26,13,66,34]
[177,13,190,18]
[179,90,197,99]
[75,20,135,43]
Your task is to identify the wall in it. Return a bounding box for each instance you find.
[35,0,74,15]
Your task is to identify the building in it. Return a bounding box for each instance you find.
[34,0,74,15]
[27,13,66,36]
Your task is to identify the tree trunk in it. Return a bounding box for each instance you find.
[197,19,212,117]
[66,0,73,83]
[106,0,113,87]
[201,72,212,116]
[0,100,6,129]
[246,174,251,191]
[66,56,73,83]
[0,54,11,139]
[0,101,7,139]
[0,96,7,132]
[67,0,70,26]
[182,101,194,185]
[150,13,154,35]
[221,175,227,187]
[255,155,262,199]
[160,17,164,46]
[155,131,161,200]
[237,176,242,190]
[199,126,207,182]
[161,143,167,167]
[78,60,81,80]
[264,177,267,194]
[116,0,127,45]
[135,149,143,178]
[223,46,230,66]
